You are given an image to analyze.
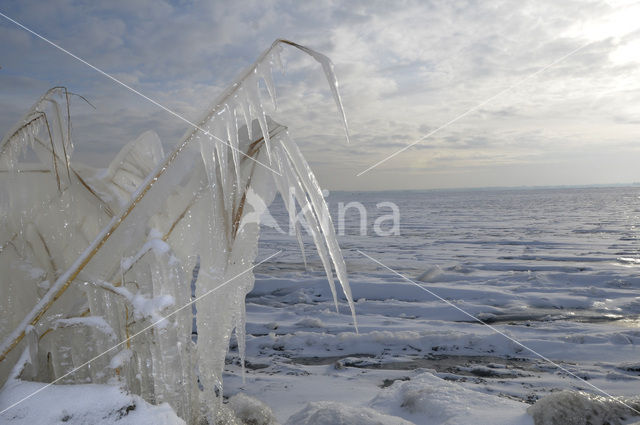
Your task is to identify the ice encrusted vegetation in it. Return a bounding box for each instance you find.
[0,40,355,424]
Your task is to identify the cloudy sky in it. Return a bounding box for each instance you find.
[1,0,640,190]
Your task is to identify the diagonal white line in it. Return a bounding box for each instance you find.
[0,11,282,177]
[357,249,640,416]
[0,250,282,416]
[356,40,594,177]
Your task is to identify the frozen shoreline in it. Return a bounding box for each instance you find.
[222,187,640,424]
[222,267,640,424]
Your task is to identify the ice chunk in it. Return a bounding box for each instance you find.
[527,390,640,425]
[227,393,279,425]
[370,372,532,425]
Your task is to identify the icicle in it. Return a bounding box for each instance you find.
[234,302,247,384]
[199,133,217,186]
[272,149,307,268]
[302,49,350,144]
[212,115,228,186]
[25,325,38,377]
[62,88,75,164]
[271,43,285,75]
[244,74,271,161]
[279,41,350,144]
[279,135,358,330]
[211,117,235,244]
[274,143,339,312]
[224,105,242,196]
[46,96,71,185]
[235,88,254,141]
[294,222,308,270]
[284,165,338,312]
[256,60,277,110]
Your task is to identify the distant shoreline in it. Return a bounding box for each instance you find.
[328,183,640,194]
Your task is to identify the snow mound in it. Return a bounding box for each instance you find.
[294,318,325,328]
[369,371,532,425]
[227,393,279,425]
[0,380,184,425]
[417,266,442,282]
[527,390,640,425]
[285,401,412,425]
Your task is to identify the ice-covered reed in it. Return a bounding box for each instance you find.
[0,40,354,424]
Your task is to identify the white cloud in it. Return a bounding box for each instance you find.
[1,0,640,189]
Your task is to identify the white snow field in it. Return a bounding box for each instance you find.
[220,187,640,424]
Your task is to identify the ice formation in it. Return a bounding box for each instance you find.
[0,40,355,424]
[369,371,532,425]
[226,393,279,425]
[527,390,640,425]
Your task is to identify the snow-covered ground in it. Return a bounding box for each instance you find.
[222,187,640,424]
[3,187,640,424]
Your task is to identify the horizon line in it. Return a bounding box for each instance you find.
[323,182,640,193]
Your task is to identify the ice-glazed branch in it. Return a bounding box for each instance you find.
[0,86,91,156]
[0,87,61,154]
[276,39,350,144]
[0,40,351,366]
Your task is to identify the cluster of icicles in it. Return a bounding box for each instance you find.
[0,40,356,424]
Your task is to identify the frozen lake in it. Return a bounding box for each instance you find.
[225,186,640,424]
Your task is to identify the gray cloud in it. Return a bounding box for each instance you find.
[2,0,640,189]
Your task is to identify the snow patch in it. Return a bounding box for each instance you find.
[369,371,533,425]
[0,380,184,425]
[53,316,117,341]
[285,401,412,425]
[294,318,325,328]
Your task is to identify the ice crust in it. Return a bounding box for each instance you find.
[285,401,413,425]
[0,41,355,424]
[369,372,533,425]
